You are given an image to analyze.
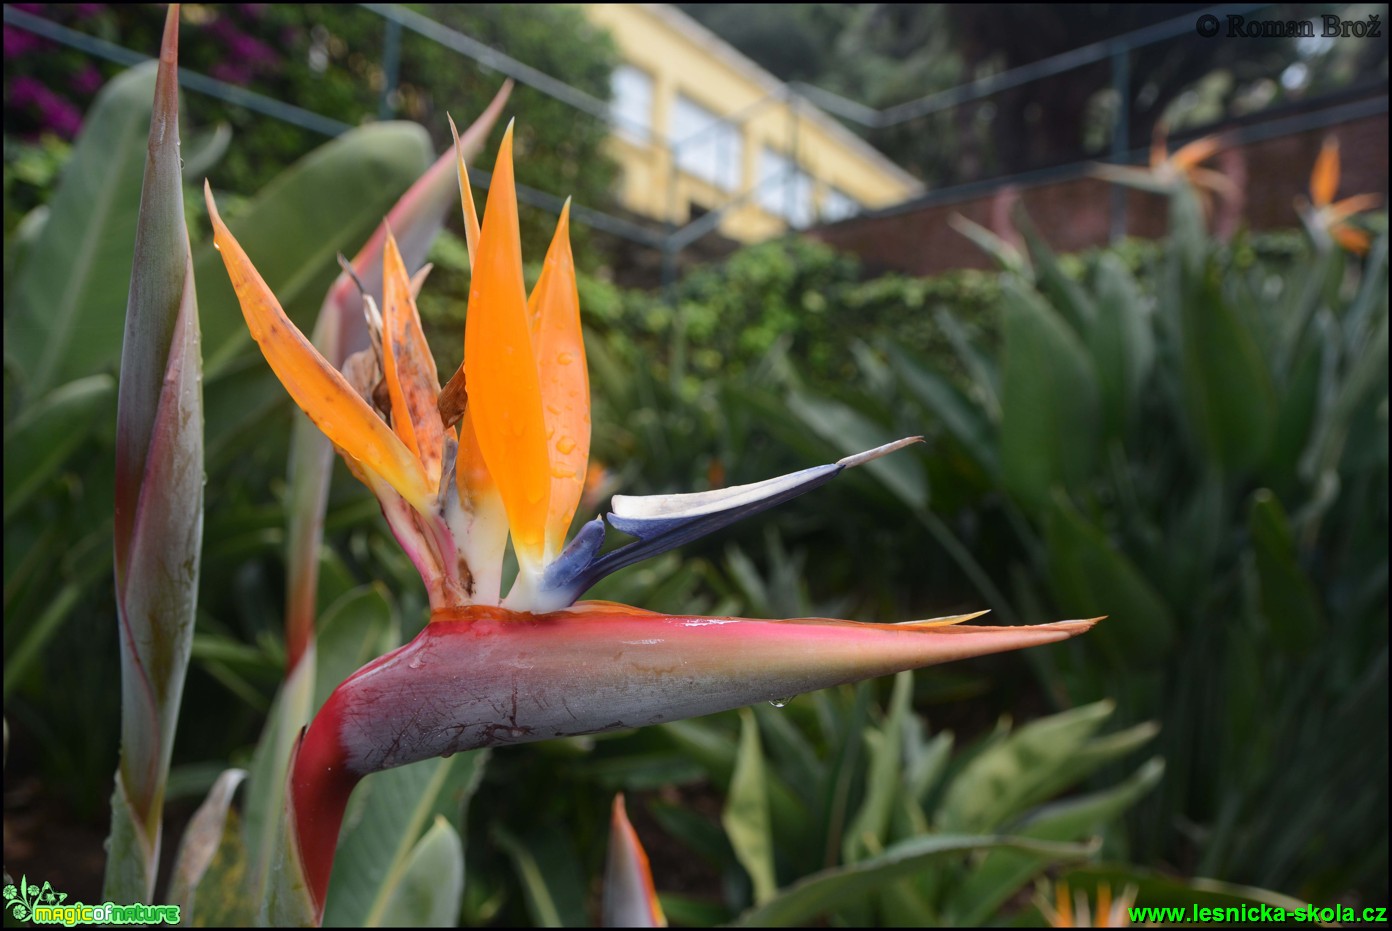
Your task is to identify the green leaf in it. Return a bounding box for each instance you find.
[786,392,927,509]
[843,672,913,864]
[816,685,870,875]
[1248,491,1323,652]
[1057,862,1310,915]
[730,834,1096,927]
[889,346,998,475]
[1176,263,1276,474]
[1262,339,1323,490]
[197,122,434,377]
[312,584,398,711]
[103,776,155,907]
[492,820,589,929]
[937,701,1119,834]
[1044,495,1176,661]
[2,583,82,702]
[947,757,1164,924]
[265,797,318,927]
[948,213,1028,276]
[1016,211,1097,334]
[325,752,487,927]
[1087,255,1154,438]
[377,815,466,927]
[168,768,247,916]
[999,280,1100,509]
[3,375,114,520]
[242,643,317,910]
[10,65,156,397]
[724,708,778,905]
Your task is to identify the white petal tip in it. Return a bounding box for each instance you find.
[836,436,924,469]
[1051,617,1105,634]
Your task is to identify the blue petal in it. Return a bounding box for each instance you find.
[538,437,922,604]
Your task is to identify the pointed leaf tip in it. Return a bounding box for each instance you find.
[603,795,667,928]
[836,435,922,468]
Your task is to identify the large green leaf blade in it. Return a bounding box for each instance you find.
[242,643,318,911]
[1087,254,1154,438]
[998,280,1100,509]
[10,65,156,396]
[3,374,114,520]
[786,392,927,509]
[492,820,590,929]
[936,701,1121,835]
[730,834,1095,927]
[1248,490,1323,652]
[323,751,487,927]
[1044,495,1176,661]
[948,757,1164,924]
[377,816,467,927]
[1177,263,1276,474]
[724,708,778,905]
[842,672,913,864]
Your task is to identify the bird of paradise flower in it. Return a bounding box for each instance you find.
[205,118,1098,922]
[1297,136,1381,256]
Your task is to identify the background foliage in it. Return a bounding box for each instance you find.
[3,3,1387,925]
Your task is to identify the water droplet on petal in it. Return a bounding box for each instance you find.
[556,436,575,455]
[556,352,573,365]
[768,697,794,709]
[408,656,425,669]
[508,727,526,738]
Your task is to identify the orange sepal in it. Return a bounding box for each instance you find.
[1170,134,1221,172]
[382,231,449,487]
[449,113,483,267]
[204,184,433,513]
[1331,223,1372,256]
[463,124,551,566]
[1325,193,1381,224]
[1311,137,1340,208]
[527,200,591,557]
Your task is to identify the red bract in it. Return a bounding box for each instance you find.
[208,117,1100,924]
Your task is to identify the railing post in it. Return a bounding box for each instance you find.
[1109,43,1130,243]
[379,16,402,121]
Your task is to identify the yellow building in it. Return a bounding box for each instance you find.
[583,4,922,242]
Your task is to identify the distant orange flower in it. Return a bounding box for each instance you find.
[1094,122,1237,216]
[1043,882,1137,928]
[1298,137,1381,255]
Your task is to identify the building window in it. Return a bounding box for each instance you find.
[757,147,814,228]
[670,94,742,192]
[821,186,861,222]
[611,64,653,143]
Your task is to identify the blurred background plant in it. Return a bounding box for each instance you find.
[3,2,1387,925]
[760,181,1388,903]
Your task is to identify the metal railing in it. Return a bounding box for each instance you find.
[5,2,1386,287]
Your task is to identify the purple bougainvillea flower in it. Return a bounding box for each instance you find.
[71,64,104,95]
[207,119,1098,922]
